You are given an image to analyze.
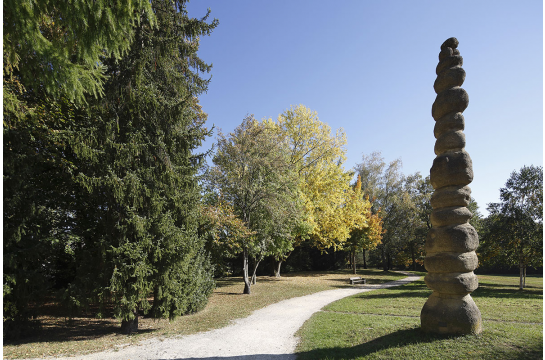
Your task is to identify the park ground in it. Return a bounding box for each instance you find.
[3,270,543,360]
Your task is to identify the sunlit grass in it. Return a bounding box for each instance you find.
[3,269,405,359]
[296,275,543,360]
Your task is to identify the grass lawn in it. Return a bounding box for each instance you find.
[3,269,405,359]
[295,274,543,360]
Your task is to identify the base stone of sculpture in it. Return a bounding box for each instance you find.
[421,293,481,334]
[420,37,482,335]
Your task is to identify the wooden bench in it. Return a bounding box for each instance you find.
[349,277,366,285]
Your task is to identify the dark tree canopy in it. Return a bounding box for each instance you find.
[4,0,218,337]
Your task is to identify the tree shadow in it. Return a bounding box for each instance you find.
[152,327,540,360]
[296,327,543,360]
[343,282,431,301]
[473,283,543,300]
[4,317,157,345]
[158,356,296,360]
[214,292,246,295]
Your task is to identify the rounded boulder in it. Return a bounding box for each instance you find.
[432,87,469,121]
[425,223,479,254]
[424,251,478,273]
[430,150,473,189]
[434,67,466,94]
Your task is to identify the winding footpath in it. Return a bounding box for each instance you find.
[27,273,421,360]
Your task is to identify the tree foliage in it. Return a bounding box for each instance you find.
[4,0,154,108]
[208,116,302,293]
[479,166,543,289]
[4,0,218,336]
[346,176,384,273]
[354,152,432,271]
[271,105,371,251]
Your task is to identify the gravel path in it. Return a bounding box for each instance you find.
[26,273,421,360]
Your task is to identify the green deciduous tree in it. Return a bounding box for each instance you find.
[209,116,301,294]
[355,153,433,271]
[355,152,405,270]
[480,165,543,289]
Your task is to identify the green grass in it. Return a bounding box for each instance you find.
[295,274,543,360]
[3,269,405,359]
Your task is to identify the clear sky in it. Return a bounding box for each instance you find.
[186,0,543,216]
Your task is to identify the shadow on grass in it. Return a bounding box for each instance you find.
[351,278,543,301]
[215,276,287,289]
[281,270,403,278]
[153,328,542,360]
[473,283,543,300]
[296,327,543,360]
[4,317,157,346]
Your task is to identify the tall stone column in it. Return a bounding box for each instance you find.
[420,37,482,335]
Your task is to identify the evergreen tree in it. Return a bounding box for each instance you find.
[4,0,153,337]
[73,0,218,332]
[3,0,154,107]
[4,0,218,335]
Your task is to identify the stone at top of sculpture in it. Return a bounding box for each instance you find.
[420,37,483,335]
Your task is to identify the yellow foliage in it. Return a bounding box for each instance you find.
[268,105,372,250]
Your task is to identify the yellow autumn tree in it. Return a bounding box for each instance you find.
[269,105,373,258]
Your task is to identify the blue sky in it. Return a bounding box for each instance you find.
[187,0,543,216]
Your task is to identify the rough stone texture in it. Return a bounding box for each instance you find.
[434,67,466,94]
[430,186,471,209]
[424,272,478,294]
[434,112,465,138]
[430,206,472,227]
[434,130,466,155]
[436,55,463,75]
[441,37,459,50]
[430,151,473,188]
[439,47,453,61]
[421,37,482,335]
[424,251,479,273]
[426,223,479,253]
[421,293,482,335]
[432,87,469,120]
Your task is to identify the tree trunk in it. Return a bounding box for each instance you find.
[251,257,261,285]
[380,247,388,271]
[120,311,138,334]
[243,248,251,294]
[381,247,388,271]
[523,266,527,288]
[519,263,524,290]
[387,253,391,271]
[274,251,293,277]
[352,251,357,275]
[274,260,282,277]
[363,249,367,269]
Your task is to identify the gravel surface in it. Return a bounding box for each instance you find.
[23,273,421,360]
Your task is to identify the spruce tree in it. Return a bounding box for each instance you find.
[3,0,218,335]
[3,0,152,337]
[70,0,218,332]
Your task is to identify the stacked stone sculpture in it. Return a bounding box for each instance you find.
[420,37,482,335]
